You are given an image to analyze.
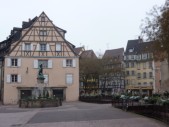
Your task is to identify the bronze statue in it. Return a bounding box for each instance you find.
[38,64,44,79]
[38,64,43,76]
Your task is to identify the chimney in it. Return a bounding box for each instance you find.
[28,18,31,22]
[138,36,142,43]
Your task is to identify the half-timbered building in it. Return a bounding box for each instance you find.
[101,48,125,95]
[0,12,79,104]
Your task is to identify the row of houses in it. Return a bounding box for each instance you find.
[0,12,168,104]
[76,39,169,96]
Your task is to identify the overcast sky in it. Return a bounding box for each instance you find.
[0,0,166,55]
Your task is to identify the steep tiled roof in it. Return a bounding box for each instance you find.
[55,26,67,33]
[80,50,97,59]
[125,39,141,55]
[135,41,154,54]
[103,48,124,61]
[0,14,74,56]
[0,17,38,53]
[125,39,154,55]
[22,17,38,29]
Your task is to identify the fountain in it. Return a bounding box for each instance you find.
[19,64,62,108]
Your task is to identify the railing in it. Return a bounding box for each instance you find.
[79,96,112,104]
[112,99,169,124]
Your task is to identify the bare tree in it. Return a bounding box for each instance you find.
[141,0,169,63]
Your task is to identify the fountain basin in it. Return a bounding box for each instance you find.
[19,98,62,108]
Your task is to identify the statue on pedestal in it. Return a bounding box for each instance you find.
[37,64,45,82]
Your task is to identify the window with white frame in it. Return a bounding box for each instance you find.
[126,56,129,60]
[138,82,141,85]
[7,58,21,67]
[11,59,18,66]
[137,63,140,69]
[149,72,153,78]
[126,80,129,85]
[131,71,135,76]
[143,62,146,69]
[137,55,141,60]
[126,63,129,68]
[131,62,134,68]
[66,74,73,85]
[150,82,153,86]
[131,55,135,60]
[11,74,18,82]
[40,44,46,51]
[25,43,31,51]
[56,43,62,51]
[149,61,153,68]
[39,30,47,36]
[144,82,147,85]
[66,59,73,67]
[34,60,52,68]
[143,72,147,78]
[142,53,147,59]
[7,74,21,83]
[126,71,130,76]
[63,59,76,68]
[38,60,48,68]
[137,73,141,78]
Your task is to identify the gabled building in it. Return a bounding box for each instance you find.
[124,39,156,95]
[0,12,79,104]
[80,50,97,59]
[101,48,125,94]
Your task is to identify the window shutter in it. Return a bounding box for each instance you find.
[18,58,21,67]
[48,60,52,68]
[44,75,48,83]
[34,60,38,68]
[36,44,39,51]
[18,75,21,83]
[63,59,66,67]
[22,43,25,51]
[47,44,50,51]
[31,44,33,51]
[73,59,76,67]
[7,58,11,67]
[7,75,11,83]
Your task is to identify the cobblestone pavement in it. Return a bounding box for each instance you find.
[0,101,168,127]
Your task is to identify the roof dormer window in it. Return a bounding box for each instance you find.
[129,48,134,52]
